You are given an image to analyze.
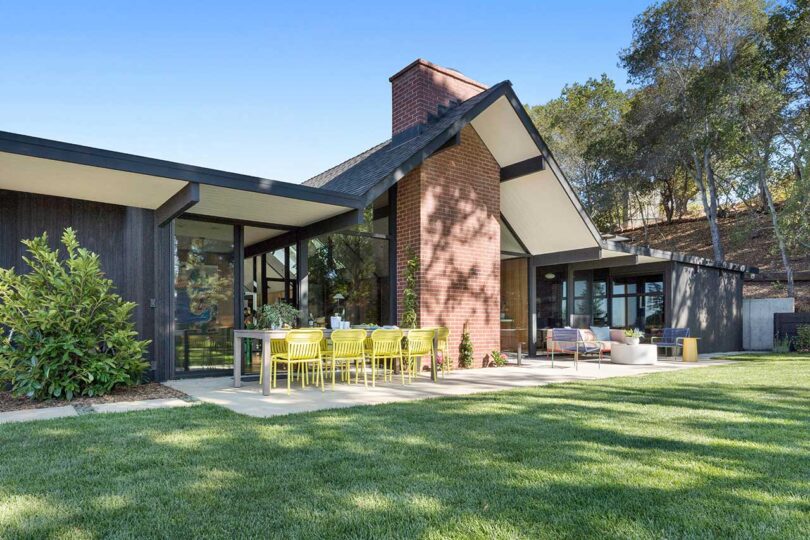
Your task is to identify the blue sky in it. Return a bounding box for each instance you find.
[0,1,652,182]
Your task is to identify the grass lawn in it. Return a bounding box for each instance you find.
[1,355,808,539]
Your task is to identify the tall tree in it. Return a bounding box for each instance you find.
[527,75,630,230]
[620,0,767,261]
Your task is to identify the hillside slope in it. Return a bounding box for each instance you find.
[617,212,809,311]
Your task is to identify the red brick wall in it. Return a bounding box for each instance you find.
[396,125,501,368]
[390,59,488,136]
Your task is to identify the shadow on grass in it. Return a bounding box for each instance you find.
[1,361,808,539]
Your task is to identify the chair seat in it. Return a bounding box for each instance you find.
[273,354,319,362]
[560,345,601,354]
[654,342,679,347]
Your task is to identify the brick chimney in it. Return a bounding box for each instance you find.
[390,59,487,139]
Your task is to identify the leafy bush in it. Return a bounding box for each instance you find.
[459,322,473,368]
[796,325,810,353]
[0,229,149,400]
[490,350,508,367]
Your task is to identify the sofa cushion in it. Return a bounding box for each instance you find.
[590,326,611,341]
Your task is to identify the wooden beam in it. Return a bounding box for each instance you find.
[156,182,199,227]
[500,156,544,182]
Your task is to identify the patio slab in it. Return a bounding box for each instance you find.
[165,355,734,418]
[0,406,78,424]
[92,398,197,414]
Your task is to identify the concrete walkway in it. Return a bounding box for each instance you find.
[165,355,734,418]
[0,398,197,425]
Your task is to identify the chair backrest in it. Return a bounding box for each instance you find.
[551,328,581,343]
[371,328,403,356]
[285,329,323,361]
[406,329,435,356]
[662,327,690,341]
[270,339,287,355]
[437,327,450,347]
[330,329,366,358]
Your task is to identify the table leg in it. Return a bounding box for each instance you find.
[431,329,438,382]
[262,336,271,396]
[233,336,242,388]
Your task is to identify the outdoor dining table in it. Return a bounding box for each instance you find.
[233,328,441,395]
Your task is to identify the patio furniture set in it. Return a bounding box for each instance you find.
[546,327,695,369]
[233,327,450,395]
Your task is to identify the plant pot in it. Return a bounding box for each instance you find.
[625,337,640,346]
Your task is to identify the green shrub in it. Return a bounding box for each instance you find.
[0,228,149,400]
[490,350,507,367]
[459,322,474,368]
[773,334,793,353]
[401,249,419,328]
[796,325,810,353]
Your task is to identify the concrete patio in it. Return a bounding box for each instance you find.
[165,354,735,418]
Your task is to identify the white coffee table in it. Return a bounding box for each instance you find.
[611,343,657,365]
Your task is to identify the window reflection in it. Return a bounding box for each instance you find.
[307,232,390,326]
[174,219,234,373]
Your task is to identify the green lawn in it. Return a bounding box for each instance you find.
[1,355,808,539]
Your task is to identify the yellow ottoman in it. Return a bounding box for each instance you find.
[682,337,699,362]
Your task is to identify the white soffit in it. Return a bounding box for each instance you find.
[193,184,350,227]
[501,170,600,255]
[0,151,186,208]
[471,95,539,166]
[244,226,286,246]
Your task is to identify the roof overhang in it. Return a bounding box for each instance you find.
[0,130,364,246]
[530,240,757,273]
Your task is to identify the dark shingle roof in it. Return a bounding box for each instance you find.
[302,82,509,198]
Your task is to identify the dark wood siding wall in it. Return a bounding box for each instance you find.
[0,190,159,372]
[669,262,743,353]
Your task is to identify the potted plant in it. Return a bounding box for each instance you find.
[256,302,299,329]
[624,328,644,346]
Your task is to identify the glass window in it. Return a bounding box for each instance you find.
[611,297,624,327]
[592,272,608,326]
[536,267,567,330]
[610,275,664,332]
[573,271,590,316]
[308,232,390,327]
[174,219,235,374]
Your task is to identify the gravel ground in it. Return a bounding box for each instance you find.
[0,382,190,412]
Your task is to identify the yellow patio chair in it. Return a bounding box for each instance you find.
[271,329,324,394]
[437,327,451,377]
[369,329,403,386]
[330,329,368,387]
[404,329,435,383]
[259,338,287,386]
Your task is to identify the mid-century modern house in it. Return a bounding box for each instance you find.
[0,59,756,380]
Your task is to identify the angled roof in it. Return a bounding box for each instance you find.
[303,81,512,202]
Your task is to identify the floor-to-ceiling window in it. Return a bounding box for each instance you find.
[536,265,567,329]
[174,219,236,374]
